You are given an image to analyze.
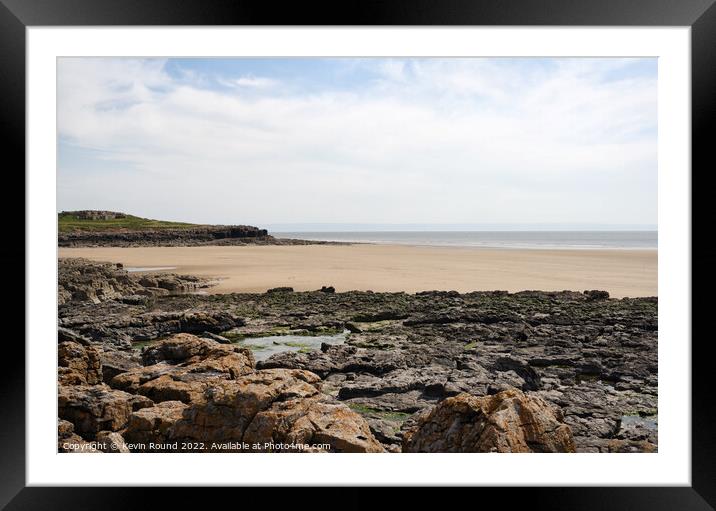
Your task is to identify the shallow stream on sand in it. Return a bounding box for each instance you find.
[125,266,177,272]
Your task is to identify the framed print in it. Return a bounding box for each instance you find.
[3,0,713,507]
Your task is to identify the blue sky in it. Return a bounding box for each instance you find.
[57,57,657,228]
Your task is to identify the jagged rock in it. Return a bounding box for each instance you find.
[58,341,103,385]
[167,369,383,452]
[58,327,93,346]
[140,333,252,367]
[95,431,131,453]
[100,349,142,383]
[267,287,294,294]
[58,418,100,453]
[124,369,384,452]
[110,334,254,404]
[402,389,576,453]
[58,258,212,305]
[244,397,384,452]
[492,357,542,391]
[58,384,154,437]
[584,290,610,301]
[179,311,243,334]
[169,369,324,443]
[124,401,189,446]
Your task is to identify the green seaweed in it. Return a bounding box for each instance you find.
[347,403,411,422]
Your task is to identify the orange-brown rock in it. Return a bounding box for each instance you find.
[110,334,255,404]
[122,368,384,452]
[244,397,385,452]
[58,418,100,453]
[95,430,131,453]
[58,341,102,385]
[123,400,189,446]
[140,332,253,368]
[402,389,576,453]
[58,384,154,437]
[170,369,322,443]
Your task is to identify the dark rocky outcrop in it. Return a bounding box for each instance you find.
[58,258,211,305]
[59,224,270,247]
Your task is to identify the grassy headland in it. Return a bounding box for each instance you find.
[58,211,200,232]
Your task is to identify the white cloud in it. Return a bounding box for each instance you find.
[57,58,657,226]
[218,75,278,89]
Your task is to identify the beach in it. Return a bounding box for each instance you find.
[59,244,657,298]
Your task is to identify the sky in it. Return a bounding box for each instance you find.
[57,57,657,230]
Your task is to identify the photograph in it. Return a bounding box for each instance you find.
[56,56,658,454]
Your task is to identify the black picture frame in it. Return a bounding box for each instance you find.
[2,0,711,508]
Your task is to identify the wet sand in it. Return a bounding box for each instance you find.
[58,244,657,298]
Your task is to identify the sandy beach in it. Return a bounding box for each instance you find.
[59,244,657,298]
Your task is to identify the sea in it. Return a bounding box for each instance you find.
[273,231,657,250]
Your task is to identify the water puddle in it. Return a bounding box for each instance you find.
[131,331,348,362]
[236,331,348,362]
[620,414,658,430]
[125,266,177,273]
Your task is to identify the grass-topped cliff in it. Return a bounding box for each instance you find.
[57,210,336,247]
[59,211,200,232]
[56,210,283,247]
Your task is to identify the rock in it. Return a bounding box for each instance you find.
[58,341,103,385]
[123,369,384,452]
[57,418,101,453]
[95,431,131,453]
[492,357,542,391]
[320,286,335,293]
[58,418,75,437]
[244,397,385,452]
[119,295,152,305]
[259,343,406,378]
[200,332,232,344]
[110,334,255,404]
[179,312,244,334]
[124,401,189,447]
[402,389,576,453]
[58,327,93,346]
[139,333,253,367]
[584,290,610,301]
[267,287,294,294]
[169,369,324,444]
[100,349,142,383]
[58,223,272,248]
[344,322,362,333]
[57,258,213,304]
[58,384,153,437]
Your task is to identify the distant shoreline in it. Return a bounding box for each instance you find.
[274,238,657,251]
[272,230,658,251]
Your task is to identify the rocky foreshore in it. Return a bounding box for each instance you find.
[58,258,215,305]
[57,258,658,453]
